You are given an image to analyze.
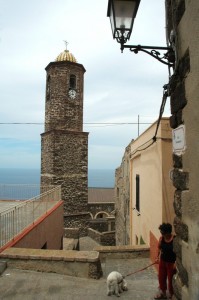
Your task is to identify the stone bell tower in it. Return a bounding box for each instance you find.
[41,47,89,234]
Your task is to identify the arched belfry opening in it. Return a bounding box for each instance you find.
[40,48,89,236]
[69,74,76,89]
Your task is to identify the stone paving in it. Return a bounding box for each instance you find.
[0,258,159,300]
[0,237,162,300]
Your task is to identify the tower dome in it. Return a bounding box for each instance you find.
[55,49,77,63]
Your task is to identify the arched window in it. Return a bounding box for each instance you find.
[70,74,76,89]
[95,211,109,219]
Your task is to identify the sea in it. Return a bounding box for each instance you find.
[0,168,115,187]
[0,168,115,200]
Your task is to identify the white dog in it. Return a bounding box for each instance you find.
[107,271,128,297]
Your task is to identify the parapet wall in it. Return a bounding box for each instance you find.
[0,248,102,279]
[94,244,150,261]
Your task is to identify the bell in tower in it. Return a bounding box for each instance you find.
[41,46,89,235]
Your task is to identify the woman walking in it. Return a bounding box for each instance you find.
[154,223,176,299]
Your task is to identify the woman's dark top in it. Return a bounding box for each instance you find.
[160,236,176,263]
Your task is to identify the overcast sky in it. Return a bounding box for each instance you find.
[0,0,171,170]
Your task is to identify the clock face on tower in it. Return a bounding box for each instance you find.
[68,89,77,99]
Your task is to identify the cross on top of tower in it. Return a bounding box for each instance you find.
[55,41,77,63]
[64,40,69,51]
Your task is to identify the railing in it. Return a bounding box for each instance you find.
[0,185,61,248]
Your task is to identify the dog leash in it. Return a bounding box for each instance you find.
[124,262,157,278]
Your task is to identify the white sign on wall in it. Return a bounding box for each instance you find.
[172,124,186,155]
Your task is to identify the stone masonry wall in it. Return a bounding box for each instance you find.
[41,129,88,214]
[88,228,115,246]
[89,218,115,233]
[89,219,109,233]
[166,1,199,299]
[115,144,131,245]
[88,203,114,219]
[41,58,89,235]
[44,61,85,132]
[64,213,90,237]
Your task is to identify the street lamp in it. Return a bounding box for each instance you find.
[107,0,175,66]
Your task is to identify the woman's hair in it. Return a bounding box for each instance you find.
[159,223,172,234]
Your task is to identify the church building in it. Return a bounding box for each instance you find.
[40,47,90,235]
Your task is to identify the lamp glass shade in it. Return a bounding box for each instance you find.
[107,0,140,41]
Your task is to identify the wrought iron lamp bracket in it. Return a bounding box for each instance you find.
[121,44,175,67]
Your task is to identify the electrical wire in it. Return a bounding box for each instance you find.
[153,85,168,139]
[1,87,169,157]
[130,85,169,157]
